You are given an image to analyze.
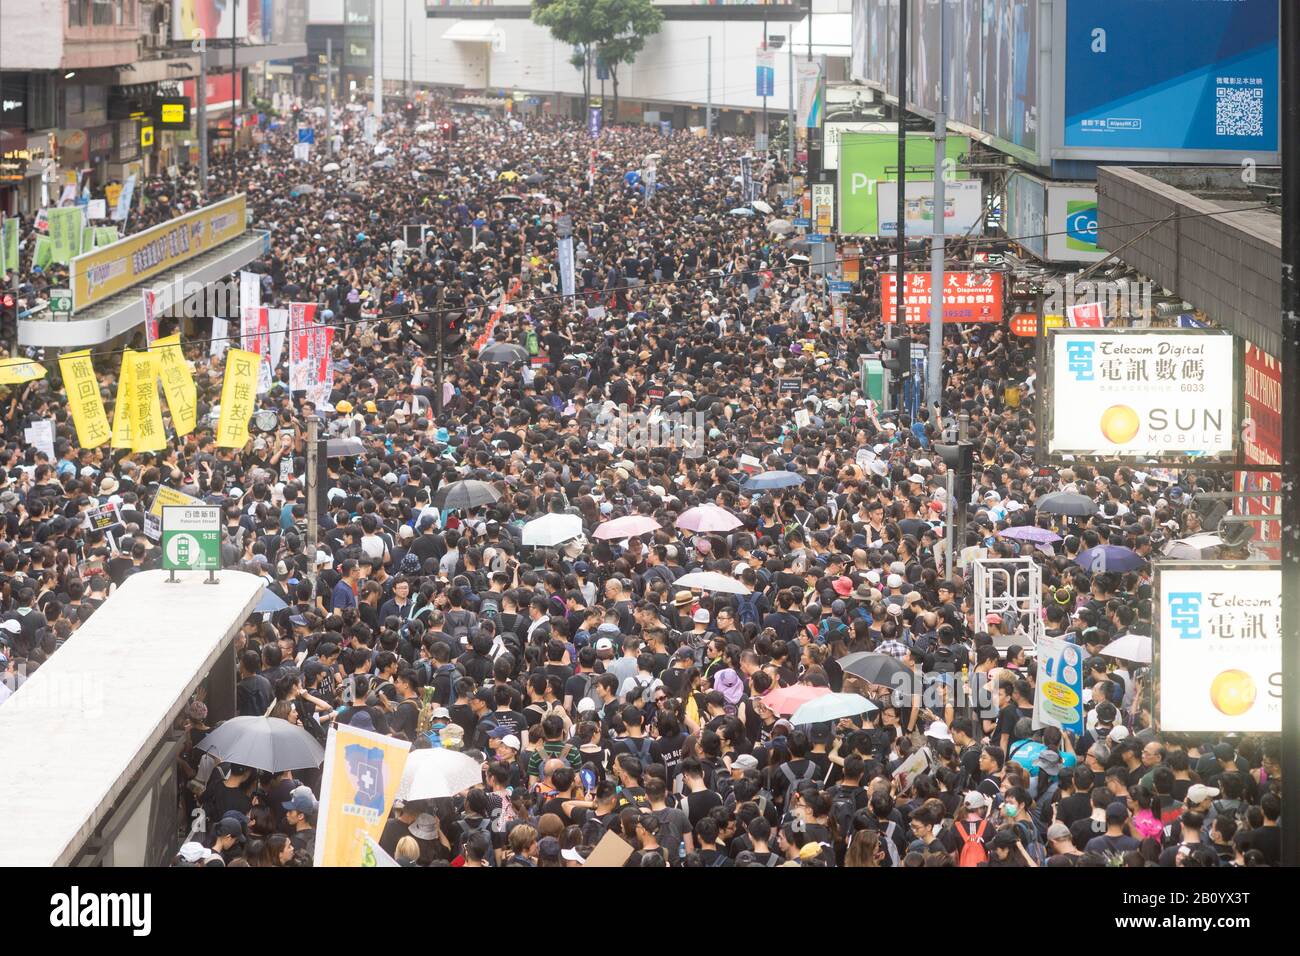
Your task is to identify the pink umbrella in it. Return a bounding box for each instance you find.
[592,514,662,540]
[761,685,831,717]
[675,504,744,533]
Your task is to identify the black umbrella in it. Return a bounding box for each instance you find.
[491,430,523,450]
[432,479,501,510]
[479,342,530,365]
[1036,491,1099,517]
[523,173,546,185]
[838,652,911,686]
[498,193,525,203]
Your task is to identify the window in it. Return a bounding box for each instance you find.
[65,85,83,117]
[92,0,114,27]
[68,0,89,27]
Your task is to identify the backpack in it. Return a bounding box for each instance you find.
[620,735,654,767]
[573,673,597,710]
[827,786,859,843]
[777,761,818,809]
[478,592,502,623]
[735,593,761,629]
[447,609,479,643]
[880,820,902,866]
[955,818,991,867]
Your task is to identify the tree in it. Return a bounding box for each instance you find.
[594,0,663,124]
[532,0,663,125]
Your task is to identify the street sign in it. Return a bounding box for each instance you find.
[805,233,828,243]
[161,505,222,575]
[49,288,72,318]
[829,280,852,294]
[792,217,811,227]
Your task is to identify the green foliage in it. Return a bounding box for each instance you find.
[531,0,663,67]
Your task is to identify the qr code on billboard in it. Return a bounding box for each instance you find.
[1215,86,1264,137]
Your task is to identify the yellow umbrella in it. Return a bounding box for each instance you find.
[498,170,520,182]
[0,358,47,385]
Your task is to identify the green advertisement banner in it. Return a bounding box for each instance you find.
[837,131,970,235]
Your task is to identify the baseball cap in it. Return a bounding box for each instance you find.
[576,697,597,713]
[731,754,759,772]
[1186,783,1220,804]
[963,791,988,810]
[1106,801,1129,823]
[499,734,521,751]
[282,785,318,814]
[594,637,614,651]
[886,573,903,589]
[692,609,710,624]
[1047,822,1071,842]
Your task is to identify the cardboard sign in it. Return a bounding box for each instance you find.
[583,828,635,868]
[779,378,803,394]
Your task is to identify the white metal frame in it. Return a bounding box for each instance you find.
[972,557,1044,652]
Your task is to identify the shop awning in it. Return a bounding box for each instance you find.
[441,20,499,43]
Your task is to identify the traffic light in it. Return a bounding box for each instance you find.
[935,441,976,505]
[440,121,457,141]
[438,313,464,352]
[882,335,912,377]
[402,101,417,125]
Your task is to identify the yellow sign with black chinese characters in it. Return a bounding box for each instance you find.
[153,333,197,437]
[140,125,154,148]
[110,353,134,449]
[216,348,259,448]
[69,194,246,312]
[126,350,166,453]
[57,350,110,448]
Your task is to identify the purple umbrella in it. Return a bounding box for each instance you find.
[997,526,1061,544]
[675,504,743,533]
[1074,545,1146,574]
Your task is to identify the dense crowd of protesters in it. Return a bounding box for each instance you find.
[0,95,1280,869]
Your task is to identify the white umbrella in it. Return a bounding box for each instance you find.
[674,570,751,595]
[322,162,340,172]
[751,199,774,214]
[767,218,794,235]
[396,748,483,801]
[1162,533,1223,560]
[521,512,584,547]
[415,122,439,133]
[1102,634,1152,665]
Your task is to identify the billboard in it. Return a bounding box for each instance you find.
[837,130,969,235]
[1003,170,1045,259]
[856,1,1038,161]
[181,73,243,113]
[1045,182,1107,263]
[1157,565,1280,734]
[881,272,1003,325]
[172,0,250,42]
[1240,343,1281,558]
[876,179,984,237]
[1063,0,1279,154]
[70,195,247,312]
[823,122,894,171]
[1046,329,1239,461]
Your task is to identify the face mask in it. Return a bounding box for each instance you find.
[1004,804,1019,817]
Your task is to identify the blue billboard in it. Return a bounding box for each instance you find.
[1064,0,1278,152]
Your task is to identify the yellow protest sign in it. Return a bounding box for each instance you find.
[216,348,259,448]
[111,353,134,449]
[313,723,410,868]
[0,358,46,385]
[126,350,165,453]
[153,333,197,437]
[57,350,110,448]
[149,485,203,518]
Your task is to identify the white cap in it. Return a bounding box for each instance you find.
[887,573,904,589]
[576,697,597,713]
[693,608,711,624]
[866,570,881,584]
[925,720,952,741]
[595,637,614,651]
[500,734,521,750]
[1108,725,1131,743]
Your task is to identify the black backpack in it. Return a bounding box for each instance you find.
[621,735,655,766]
